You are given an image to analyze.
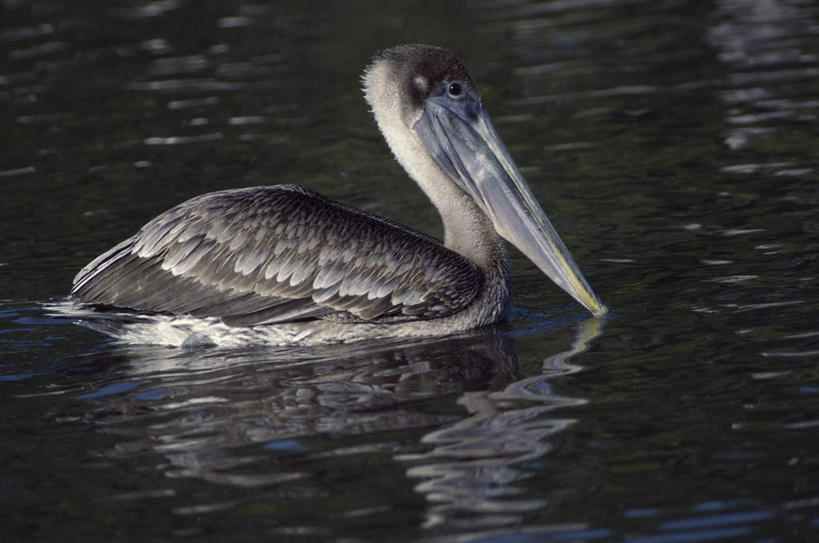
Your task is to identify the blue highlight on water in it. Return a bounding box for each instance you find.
[77,381,141,400]
[131,389,169,401]
[264,439,310,452]
[660,510,774,531]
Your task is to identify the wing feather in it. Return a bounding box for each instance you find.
[72,185,482,326]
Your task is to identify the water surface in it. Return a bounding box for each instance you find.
[2,0,819,541]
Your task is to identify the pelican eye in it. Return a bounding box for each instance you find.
[447,82,463,98]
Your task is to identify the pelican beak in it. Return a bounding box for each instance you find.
[414,90,607,317]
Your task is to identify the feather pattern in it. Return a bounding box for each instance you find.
[72,185,482,326]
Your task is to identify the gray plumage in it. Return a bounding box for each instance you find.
[73,185,481,327]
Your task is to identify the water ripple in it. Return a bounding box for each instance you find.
[117,0,181,19]
[144,133,223,145]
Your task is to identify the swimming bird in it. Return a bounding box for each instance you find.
[69,44,606,346]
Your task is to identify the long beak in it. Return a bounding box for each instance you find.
[414,92,607,317]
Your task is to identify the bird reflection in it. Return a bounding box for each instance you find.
[57,319,603,531]
[396,319,603,530]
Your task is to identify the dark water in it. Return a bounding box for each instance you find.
[2,0,819,541]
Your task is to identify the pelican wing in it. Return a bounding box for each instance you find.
[72,185,481,326]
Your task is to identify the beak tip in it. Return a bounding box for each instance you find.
[590,303,609,318]
[578,291,607,318]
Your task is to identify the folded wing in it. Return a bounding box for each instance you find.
[72,185,481,326]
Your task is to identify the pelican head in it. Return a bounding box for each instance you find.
[363,44,606,317]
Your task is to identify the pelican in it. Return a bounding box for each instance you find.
[68,44,606,347]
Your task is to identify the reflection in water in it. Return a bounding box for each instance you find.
[74,330,517,483]
[705,0,819,357]
[398,319,603,532]
[709,0,819,155]
[50,320,602,533]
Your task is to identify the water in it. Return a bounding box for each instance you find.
[2,0,819,541]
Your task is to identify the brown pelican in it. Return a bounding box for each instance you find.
[68,44,606,346]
